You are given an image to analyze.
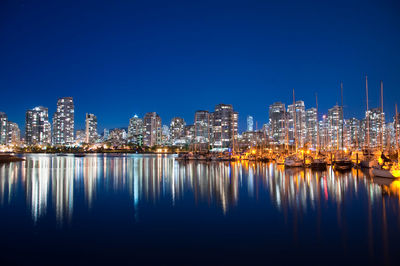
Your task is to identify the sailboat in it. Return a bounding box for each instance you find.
[360,75,377,168]
[372,81,398,178]
[310,93,327,170]
[333,82,352,171]
[284,89,304,168]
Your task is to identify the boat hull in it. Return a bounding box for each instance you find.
[360,159,376,168]
[284,160,304,167]
[372,168,395,179]
[334,161,352,171]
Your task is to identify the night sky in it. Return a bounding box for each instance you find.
[1,0,400,133]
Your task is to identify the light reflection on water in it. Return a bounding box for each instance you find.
[1,154,399,224]
[1,154,400,264]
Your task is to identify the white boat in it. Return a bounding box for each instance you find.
[284,156,304,167]
[372,166,395,179]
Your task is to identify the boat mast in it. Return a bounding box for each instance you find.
[341,82,344,151]
[396,103,399,151]
[316,93,319,153]
[293,88,297,153]
[365,76,370,151]
[380,81,384,152]
[284,106,288,152]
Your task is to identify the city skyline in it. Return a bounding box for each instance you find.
[1,1,400,131]
[1,94,398,151]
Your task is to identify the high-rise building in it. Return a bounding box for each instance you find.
[247,115,254,132]
[185,125,195,144]
[319,115,329,149]
[0,112,7,144]
[103,128,110,141]
[128,115,144,146]
[85,113,98,143]
[7,122,20,145]
[169,117,185,145]
[128,115,143,137]
[346,118,361,149]
[52,97,74,145]
[194,110,210,143]
[365,107,385,149]
[327,105,344,150]
[109,128,127,145]
[75,130,86,144]
[25,106,51,145]
[162,125,170,145]
[287,100,306,147]
[211,104,238,149]
[269,102,286,145]
[305,108,317,148]
[143,112,162,147]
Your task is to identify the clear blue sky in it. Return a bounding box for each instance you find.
[1,0,399,133]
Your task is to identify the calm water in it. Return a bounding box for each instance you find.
[1,154,400,265]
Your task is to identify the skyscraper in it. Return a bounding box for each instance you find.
[327,105,344,150]
[0,112,7,144]
[269,102,286,145]
[143,112,162,147]
[211,104,238,149]
[365,107,385,149]
[194,110,210,143]
[185,125,195,144]
[346,118,361,149]
[247,115,254,132]
[25,106,51,145]
[169,117,185,145]
[52,97,74,145]
[305,108,317,148]
[287,100,306,147]
[7,122,20,145]
[128,115,144,146]
[85,113,98,143]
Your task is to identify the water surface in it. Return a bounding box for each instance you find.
[0,154,399,265]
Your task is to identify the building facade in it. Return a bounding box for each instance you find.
[247,115,254,132]
[305,108,317,148]
[85,113,98,143]
[0,112,7,144]
[287,100,306,147]
[169,117,185,145]
[25,106,51,145]
[52,97,74,145]
[143,112,162,147]
[194,110,211,144]
[7,122,20,145]
[269,102,286,145]
[212,104,238,149]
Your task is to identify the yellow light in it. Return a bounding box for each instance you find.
[391,164,400,178]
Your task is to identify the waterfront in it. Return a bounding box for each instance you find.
[1,154,400,265]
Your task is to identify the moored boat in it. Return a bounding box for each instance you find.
[284,155,304,167]
[372,165,395,179]
[334,157,352,171]
[310,158,327,170]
